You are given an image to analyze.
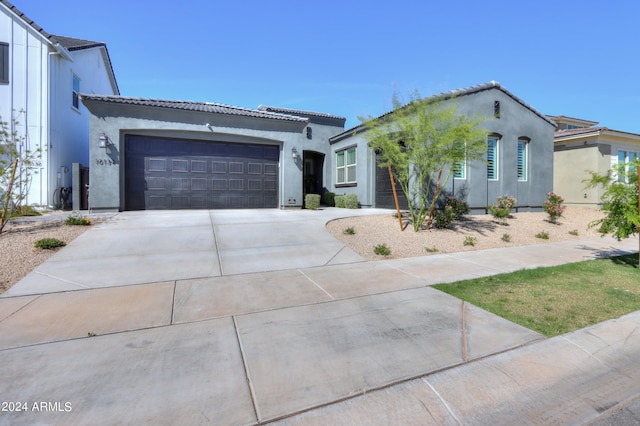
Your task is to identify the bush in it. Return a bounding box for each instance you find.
[543,192,566,224]
[501,233,512,242]
[444,196,469,219]
[373,243,391,256]
[433,206,457,229]
[463,236,477,246]
[323,192,335,207]
[344,194,359,209]
[343,226,355,235]
[425,246,439,253]
[10,205,42,218]
[305,194,321,210]
[35,238,66,250]
[66,212,91,226]
[488,195,517,225]
[535,231,550,240]
[335,195,346,208]
[569,229,579,236]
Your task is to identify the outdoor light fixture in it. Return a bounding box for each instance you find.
[99,134,108,149]
[292,147,299,159]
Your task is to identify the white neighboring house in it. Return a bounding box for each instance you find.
[0,0,118,208]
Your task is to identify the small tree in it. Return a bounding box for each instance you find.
[0,112,41,234]
[361,91,487,231]
[585,160,640,264]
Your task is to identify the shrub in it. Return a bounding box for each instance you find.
[305,194,321,210]
[569,229,579,236]
[488,195,517,225]
[536,231,550,240]
[373,243,391,256]
[35,238,66,250]
[425,246,439,253]
[463,236,477,246]
[344,194,359,209]
[65,212,91,226]
[543,192,566,224]
[335,195,346,208]
[343,226,355,235]
[433,205,457,229]
[501,233,511,242]
[444,196,469,219]
[323,192,335,207]
[10,205,42,218]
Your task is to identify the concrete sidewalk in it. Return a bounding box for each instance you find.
[0,209,638,425]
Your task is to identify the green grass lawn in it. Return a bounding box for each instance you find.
[433,254,640,337]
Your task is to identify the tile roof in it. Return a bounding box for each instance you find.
[50,35,105,51]
[80,95,309,122]
[258,105,346,121]
[1,0,51,40]
[554,126,640,139]
[330,81,556,142]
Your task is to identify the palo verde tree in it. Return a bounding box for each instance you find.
[0,112,41,234]
[585,159,640,263]
[360,91,487,231]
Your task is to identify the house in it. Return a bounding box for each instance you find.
[330,82,557,213]
[551,115,640,208]
[81,82,556,213]
[0,0,119,208]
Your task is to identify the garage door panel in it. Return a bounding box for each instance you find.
[125,135,279,210]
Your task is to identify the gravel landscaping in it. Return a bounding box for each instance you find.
[326,207,606,260]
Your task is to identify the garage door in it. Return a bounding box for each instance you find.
[125,135,279,210]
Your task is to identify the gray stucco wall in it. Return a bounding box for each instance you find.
[330,87,555,212]
[83,100,316,211]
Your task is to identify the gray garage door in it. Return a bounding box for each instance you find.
[125,135,279,210]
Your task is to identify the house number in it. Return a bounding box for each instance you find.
[95,159,116,166]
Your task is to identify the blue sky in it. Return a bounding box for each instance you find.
[15,0,640,132]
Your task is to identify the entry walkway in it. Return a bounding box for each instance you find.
[0,209,638,425]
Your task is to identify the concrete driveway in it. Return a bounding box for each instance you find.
[0,209,639,425]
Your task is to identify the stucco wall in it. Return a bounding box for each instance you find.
[554,144,606,207]
[84,101,314,210]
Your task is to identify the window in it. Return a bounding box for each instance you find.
[0,42,8,84]
[72,74,80,109]
[452,160,466,179]
[517,139,528,181]
[336,147,356,185]
[617,150,638,183]
[487,136,499,180]
[494,101,500,119]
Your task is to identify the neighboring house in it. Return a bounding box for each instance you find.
[550,115,640,208]
[81,82,556,213]
[0,0,119,208]
[330,82,557,213]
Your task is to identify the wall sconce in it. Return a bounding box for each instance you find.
[99,134,108,149]
[292,146,299,159]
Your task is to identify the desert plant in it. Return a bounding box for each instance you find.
[373,243,391,256]
[344,194,359,209]
[335,195,346,208]
[543,192,566,224]
[569,229,579,236]
[305,194,321,210]
[323,191,335,207]
[501,233,511,242]
[35,238,66,250]
[536,231,550,240]
[433,205,457,229]
[66,212,91,226]
[444,195,469,219]
[425,246,439,253]
[488,195,516,225]
[463,236,477,246]
[343,226,355,235]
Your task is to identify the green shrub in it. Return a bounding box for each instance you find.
[343,226,355,235]
[323,192,335,207]
[373,243,391,256]
[10,205,42,218]
[35,238,66,250]
[501,233,511,242]
[434,206,457,229]
[444,196,469,219]
[344,194,359,209]
[543,192,566,224]
[65,212,91,226]
[488,195,517,225]
[535,231,550,240]
[425,246,439,253]
[463,236,477,246]
[569,229,579,236]
[305,194,321,210]
[335,195,346,208]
